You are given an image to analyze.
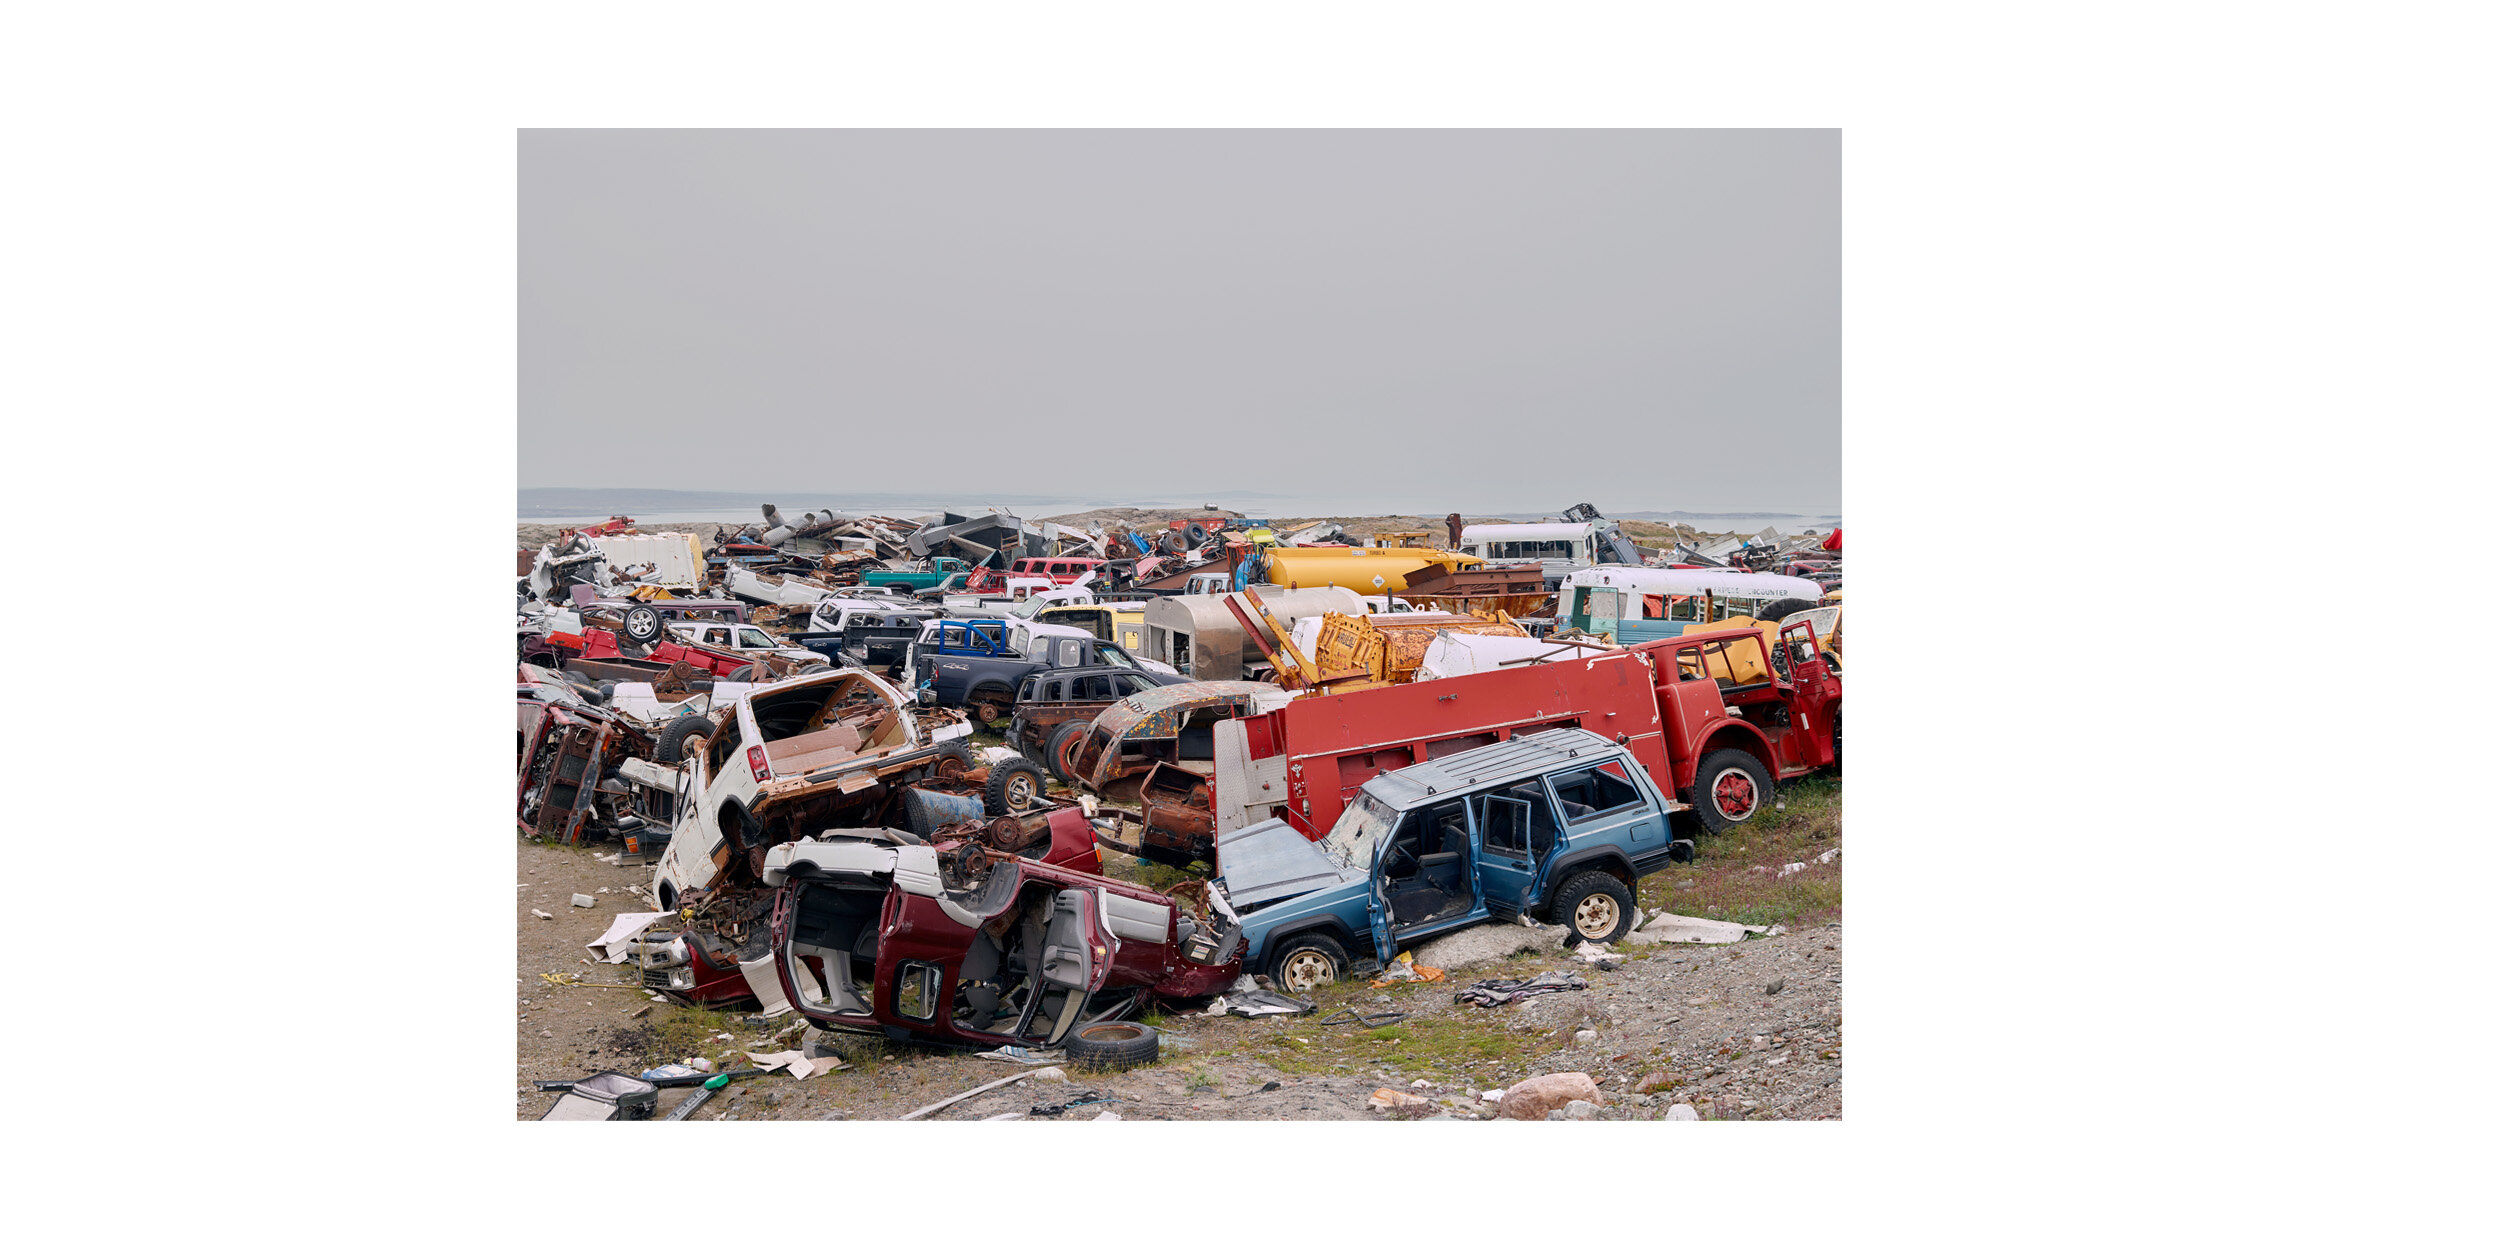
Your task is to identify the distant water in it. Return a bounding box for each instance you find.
[523,506,1839,534]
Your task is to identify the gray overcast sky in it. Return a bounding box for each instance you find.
[520,130,1837,515]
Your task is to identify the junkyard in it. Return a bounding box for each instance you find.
[516,504,1843,1121]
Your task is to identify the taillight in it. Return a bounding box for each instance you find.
[747,745,769,781]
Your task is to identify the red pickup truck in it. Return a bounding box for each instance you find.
[530,625,761,681]
[1214,622,1838,845]
[961,556,1108,594]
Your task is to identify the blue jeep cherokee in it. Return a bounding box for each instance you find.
[1210,728,1696,994]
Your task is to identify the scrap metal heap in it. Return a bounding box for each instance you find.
[513,500,1840,1035]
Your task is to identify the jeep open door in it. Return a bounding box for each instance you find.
[1469,783,1561,920]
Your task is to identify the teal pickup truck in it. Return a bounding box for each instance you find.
[857,556,975,595]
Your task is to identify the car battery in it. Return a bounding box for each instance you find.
[536,1070,659,1121]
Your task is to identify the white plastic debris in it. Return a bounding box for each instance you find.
[570,893,596,908]
[1777,862,1807,878]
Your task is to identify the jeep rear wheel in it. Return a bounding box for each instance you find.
[1690,748,1773,834]
[1551,871,1635,943]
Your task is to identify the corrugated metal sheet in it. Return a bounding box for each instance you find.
[1364,727,1615,807]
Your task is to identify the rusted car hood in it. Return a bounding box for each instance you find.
[1212,818,1361,909]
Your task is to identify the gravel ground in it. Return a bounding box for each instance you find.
[514,835,1840,1122]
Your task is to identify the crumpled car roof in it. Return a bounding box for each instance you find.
[1089,681,1291,740]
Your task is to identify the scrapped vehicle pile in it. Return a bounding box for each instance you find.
[515,503,1842,1119]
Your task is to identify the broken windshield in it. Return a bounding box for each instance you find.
[1318,793,1397,870]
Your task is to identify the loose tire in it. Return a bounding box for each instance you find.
[652,715,718,765]
[985,758,1047,816]
[1265,932,1348,996]
[928,740,975,779]
[1549,871,1635,943]
[1757,597,1817,623]
[1690,748,1774,834]
[621,605,665,646]
[1065,1022,1160,1072]
[726,664,756,683]
[1044,722,1088,787]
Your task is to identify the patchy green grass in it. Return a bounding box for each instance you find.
[646,1006,742,1064]
[1183,1063,1221,1094]
[1639,773,1842,928]
[1229,1011,1537,1081]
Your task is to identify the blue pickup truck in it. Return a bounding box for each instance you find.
[910,618,1178,723]
[1209,728,1695,994]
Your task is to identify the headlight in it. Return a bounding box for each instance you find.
[667,968,695,991]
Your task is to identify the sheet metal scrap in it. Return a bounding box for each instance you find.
[1453,971,1589,1008]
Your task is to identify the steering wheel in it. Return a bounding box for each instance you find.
[1383,843,1420,877]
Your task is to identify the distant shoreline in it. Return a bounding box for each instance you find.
[518,487,1837,525]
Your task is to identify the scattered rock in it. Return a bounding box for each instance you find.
[1666,1104,1701,1121]
[1561,1099,1601,1120]
[1409,921,1568,971]
[1635,1070,1680,1094]
[1573,1029,1598,1045]
[1764,979,1786,995]
[530,909,554,920]
[1497,1072,1604,1121]
[1368,1087,1432,1111]
[1030,1066,1070,1084]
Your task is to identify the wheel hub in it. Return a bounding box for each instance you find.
[1574,893,1619,937]
[1712,768,1759,820]
[1279,952,1334,993]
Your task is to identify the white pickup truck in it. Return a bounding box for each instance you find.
[665,621,825,667]
[649,667,975,909]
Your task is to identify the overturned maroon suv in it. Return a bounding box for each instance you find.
[762,818,1245,1048]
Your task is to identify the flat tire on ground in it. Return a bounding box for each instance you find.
[1550,871,1635,943]
[1266,933,1347,996]
[1065,1022,1159,1072]
[1690,748,1773,835]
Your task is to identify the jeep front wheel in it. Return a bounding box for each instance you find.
[1690,748,1773,834]
[1266,933,1348,995]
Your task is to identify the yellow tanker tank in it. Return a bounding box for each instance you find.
[1258,545,1481,595]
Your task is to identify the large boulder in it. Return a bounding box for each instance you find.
[1497,1072,1604,1121]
